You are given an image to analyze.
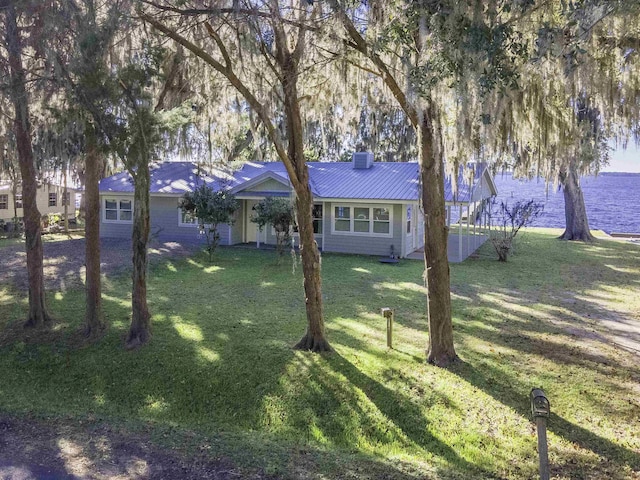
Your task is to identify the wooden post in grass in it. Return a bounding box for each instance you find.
[381,308,394,349]
[530,388,550,480]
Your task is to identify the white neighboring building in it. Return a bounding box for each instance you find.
[0,182,78,222]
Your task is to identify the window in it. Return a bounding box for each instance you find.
[48,193,57,207]
[333,205,392,236]
[61,192,71,206]
[312,204,323,234]
[0,194,7,210]
[406,206,412,234]
[103,197,133,223]
[178,209,198,227]
[334,206,350,232]
[270,204,323,235]
[15,193,22,209]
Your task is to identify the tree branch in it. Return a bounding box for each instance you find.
[329,0,419,127]
[140,0,320,33]
[138,11,290,168]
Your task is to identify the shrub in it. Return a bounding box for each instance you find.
[489,199,544,261]
[251,197,295,257]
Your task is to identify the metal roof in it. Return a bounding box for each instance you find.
[99,162,238,194]
[99,160,487,203]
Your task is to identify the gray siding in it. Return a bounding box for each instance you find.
[100,194,237,245]
[247,178,290,192]
[322,202,403,257]
[100,193,134,239]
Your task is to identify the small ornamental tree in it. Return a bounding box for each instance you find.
[251,197,295,257]
[179,184,238,261]
[489,199,544,261]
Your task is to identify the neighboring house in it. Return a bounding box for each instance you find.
[99,153,497,262]
[0,182,78,223]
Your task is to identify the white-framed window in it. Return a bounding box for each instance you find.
[406,205,412,234]
[269,203,324,236]
[15,193,22,209]
[312,204,323,234]
[48,193,57,207]
[0,194,7,210]
[61,192,71,206]
[178,209,199,227]
[332,204,392,236]
[103,197,133,223]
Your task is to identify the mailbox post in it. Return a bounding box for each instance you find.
[530,388,550,480]
[381,308,394,349]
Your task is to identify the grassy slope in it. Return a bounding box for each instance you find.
[0,230,638,479]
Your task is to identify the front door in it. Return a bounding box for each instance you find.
[245,200,258,242]
[405,205,414,253]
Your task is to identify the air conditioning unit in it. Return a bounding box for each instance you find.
[352,152,374,169]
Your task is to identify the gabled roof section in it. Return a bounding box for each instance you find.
[230,168,291,195]
[99,160,497,203]
[99,162,238,194]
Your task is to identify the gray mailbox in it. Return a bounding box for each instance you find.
[530,388,550,418]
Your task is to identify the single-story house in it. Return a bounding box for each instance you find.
[0,181,78,223]
[99,153,497,262]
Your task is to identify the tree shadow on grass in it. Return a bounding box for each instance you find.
[450,357,640,477]
[321,352,503,479]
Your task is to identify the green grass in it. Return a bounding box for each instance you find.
[1,229,639,479]
[0,232,84,248]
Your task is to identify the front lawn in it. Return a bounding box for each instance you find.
[0,230,638,479]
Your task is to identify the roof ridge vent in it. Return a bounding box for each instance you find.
[352,152,374,169]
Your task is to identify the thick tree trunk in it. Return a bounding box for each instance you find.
[281,59,331,353]
[84,123,104,337]
[5,4,52,328]
[419,110,457,367]
[126,163,151,348]
[559,165,594,242]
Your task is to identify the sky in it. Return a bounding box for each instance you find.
[605,145,640,173]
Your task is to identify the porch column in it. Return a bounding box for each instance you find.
[466,204,471,256]
[322,202,327,252]
[459,204,463,261]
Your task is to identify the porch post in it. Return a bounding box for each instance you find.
[458,204,463,261]
[466,204,471,256]
[322,202,326,252]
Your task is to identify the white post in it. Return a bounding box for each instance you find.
[322,202,326,252]
[466,204,471,256]
[458,204,463,261]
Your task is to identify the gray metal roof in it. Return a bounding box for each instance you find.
[99,160,487,203]
[99,162,238,194]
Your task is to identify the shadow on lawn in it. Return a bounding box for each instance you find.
[448,236,640,476]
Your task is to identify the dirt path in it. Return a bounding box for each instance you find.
[0,236,202,291]
[0,414,264,480]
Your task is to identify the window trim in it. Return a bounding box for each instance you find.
[102,196,134,224]
[331,204,393,237]
[178,208,199,227]
[48,192,57,207]
[0,194,8,210]
[15,193,22,209]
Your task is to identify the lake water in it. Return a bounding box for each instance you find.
[492,173,640,234]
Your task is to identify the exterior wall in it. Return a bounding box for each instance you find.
[471,173,495,202]
[322,202,403,257]
[100,194,242,245]
[0,184,77,222]
[246,178,290,192]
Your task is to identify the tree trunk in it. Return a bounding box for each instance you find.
[126,163,151,348]
[419,109,457,367]
[5,4,52,328]
[84,122,104,337]
[281,58,331,353]
[559,164,594,242]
